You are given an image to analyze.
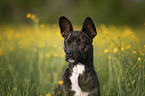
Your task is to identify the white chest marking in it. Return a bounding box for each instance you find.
[69,64,89,96]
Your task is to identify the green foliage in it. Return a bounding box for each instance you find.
[0,23,145,96]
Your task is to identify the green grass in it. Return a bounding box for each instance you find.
[0,24,145,96]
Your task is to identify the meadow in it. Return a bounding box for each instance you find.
[0,14,145,96]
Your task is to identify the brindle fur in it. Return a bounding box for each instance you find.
[55,16,100,96]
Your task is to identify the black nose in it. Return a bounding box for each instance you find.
[66,50,73,57]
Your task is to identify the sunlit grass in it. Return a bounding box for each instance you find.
[0,14,145,96]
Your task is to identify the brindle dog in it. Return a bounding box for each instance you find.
[55,16,100,96]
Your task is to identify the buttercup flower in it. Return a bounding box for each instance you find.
[40,24,45,28]
[113,47,118,53]
[31,14,36,20]
[104,49,109,53]
[133,51,136,54]
[137,57,141,61]
[121,47,124,51]
[58,80,63,85]
[26,13,31,18]
[45,94,50,96]
[35,18,39,23]
[140,52,144,56]
[13,87,17,91]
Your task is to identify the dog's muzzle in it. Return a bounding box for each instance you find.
[68,59,75,63]
[66,50,75,62]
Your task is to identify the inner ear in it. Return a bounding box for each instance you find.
[81,17,97,39]
[59,16,73,38]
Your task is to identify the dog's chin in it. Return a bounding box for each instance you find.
[67,59,84,63]
[66,56,86,63]
[67,58,75,63]
[68,59,75,63]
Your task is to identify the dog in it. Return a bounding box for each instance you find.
[55,16,100,96]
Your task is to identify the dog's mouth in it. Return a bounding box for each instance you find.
[68,58,75,63]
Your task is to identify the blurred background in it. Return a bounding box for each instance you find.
[0,0,145,25]
[0,0,145,96]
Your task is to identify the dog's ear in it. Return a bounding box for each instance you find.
[81,17,97,39]
[59,16,73,38]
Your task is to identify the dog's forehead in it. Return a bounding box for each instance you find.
[66,31,91,42]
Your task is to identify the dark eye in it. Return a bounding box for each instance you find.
[79,42,85,46]
[65,39,71,46]
[65,42,68,46]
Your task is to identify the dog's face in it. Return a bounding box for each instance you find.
[59,16,97,63]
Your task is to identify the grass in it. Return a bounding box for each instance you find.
[0,15,145,96]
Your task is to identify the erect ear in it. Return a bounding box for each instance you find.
[81,17,97,39]
[59,16,73,38]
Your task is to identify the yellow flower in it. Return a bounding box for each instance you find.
[121,47,124,51]
[104,49,109,53]
[35,18,39,23]
[31,14,36,20]
[58,80,63,85]
[144,45,145,48]
[46,53,50,58]
[13,87,17,91]
[133,51,136,54]
[125,45,131,49]
[0,48,3,56]
[113,47,118,53]
[138,57,141,61]
[140,52,144,56]
[45,94,50,96]
[54,53,58,57]
[26,13,31,18]
[40,24,45,28]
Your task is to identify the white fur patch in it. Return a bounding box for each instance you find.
[70,63,89,96]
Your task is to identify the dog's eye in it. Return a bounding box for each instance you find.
[65,42,68,46]
[65,39,71,46]
[79,42,85,46]
[65,42,71,46]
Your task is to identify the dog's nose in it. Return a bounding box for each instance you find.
[67,50,73,57]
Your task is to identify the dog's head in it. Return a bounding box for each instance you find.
[59,16,97,63]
